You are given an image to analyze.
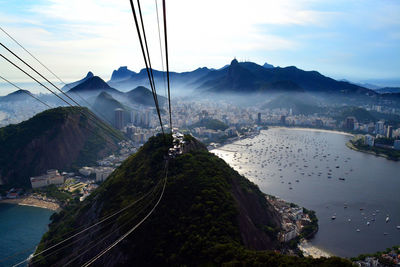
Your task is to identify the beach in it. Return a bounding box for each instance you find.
[0,196,60,211]
[298,239,332,258]
[270,126,354,137]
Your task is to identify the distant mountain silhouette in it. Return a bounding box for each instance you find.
[110,66,135,82]
[61,71,94,91]
[263,62,274,68]
[126,86,166,106]
[0,89,32,102]
[108,66,212,91]
[196,59,376,95]
[68,76,122,98]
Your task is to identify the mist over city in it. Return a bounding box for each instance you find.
[0,1,399,266]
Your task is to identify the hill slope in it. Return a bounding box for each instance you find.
[61,71,94,91]
[92,92,128,126]
[0,107,123,187]
[0,89,32,102]
[68,76,122,98]
[33,135,350,266]
[126,86,166,106]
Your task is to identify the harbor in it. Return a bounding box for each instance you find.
[212,127,400,257]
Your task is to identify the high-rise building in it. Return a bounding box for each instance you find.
[131,110,138,125]
[375,121,385,135]
[280,115,286,125]
[115,108,124,129]
[345,117,356,131]
[387,125,393,138]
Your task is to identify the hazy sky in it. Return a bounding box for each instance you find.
[1,0,399,86]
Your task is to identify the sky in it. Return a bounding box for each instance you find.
[0,0,399,91]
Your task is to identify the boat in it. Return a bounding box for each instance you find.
[331,215,336,220]
[384,232,388,235]
[348,219,351,222]
[396,226,400,229]
[386,216,390,223]
[367,222,370,226]
[356,229,360,232]
[339,177,345,181]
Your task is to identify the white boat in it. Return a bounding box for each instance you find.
[396,226,400,230]
[356,229,360,232]
[386,216,390,223]
[331,215,336,220]
[367,222,370,226]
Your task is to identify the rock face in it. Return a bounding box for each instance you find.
[110,66,135,82]
[0,107,123,187]
[61,71,94,91]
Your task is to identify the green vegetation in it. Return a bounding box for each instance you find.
[32,184,73,204]
[263,94,324,115]
[190,118,229,131]
[335,106,375,123]
[349,138,400,161]
[301,208,319,239]
[0,107,123,187]
[334,106,400,125]
[33,135,351,266]
[351,245,400,263]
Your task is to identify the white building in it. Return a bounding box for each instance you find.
[30,169,64,188]
[95,167,115,182]
[279,224,298,243]
[364,134,375,147]
[79,167,94,176]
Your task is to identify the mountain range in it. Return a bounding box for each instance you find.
[2,59,399,112]
[106,59,377,98]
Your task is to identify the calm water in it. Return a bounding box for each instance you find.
[0,204,53,267]
[212,127,400,258]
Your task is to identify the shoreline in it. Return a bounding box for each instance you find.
[346,141,399,161]
[0,196,60,211]
[298,239,332,258]
[269,126,354,137]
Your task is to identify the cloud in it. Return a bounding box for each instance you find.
[0,0,399,83]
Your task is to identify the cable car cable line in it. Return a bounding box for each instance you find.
[0,26,123,129]
[128,0,165,137]
[0,75,52,108]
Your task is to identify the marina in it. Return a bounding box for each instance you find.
[212,127,400,257]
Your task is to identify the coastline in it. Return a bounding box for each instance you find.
[298,239,332,258]
[269,126,354,137]
[0,196,60,211]
[211,126,354,152]
[346,141,399,161]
